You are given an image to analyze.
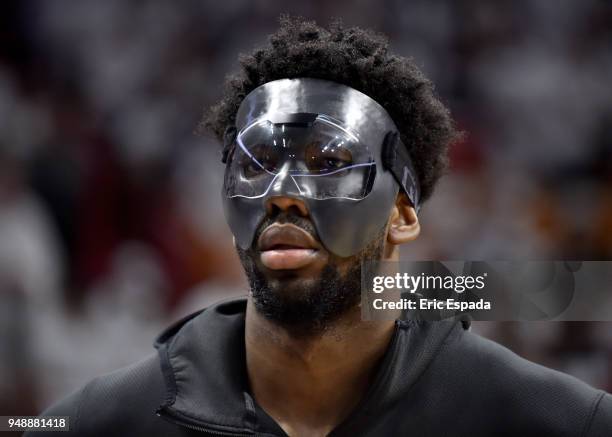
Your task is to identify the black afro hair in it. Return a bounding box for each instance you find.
[203,15,460,202]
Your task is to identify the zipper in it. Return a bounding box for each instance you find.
[157,406,256,436]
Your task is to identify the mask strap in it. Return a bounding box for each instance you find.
[382,131,421,213]
[221,125,237,164]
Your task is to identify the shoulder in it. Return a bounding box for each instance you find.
[456,329,600,396]
[441,327,612,435]
[26,353,171,436]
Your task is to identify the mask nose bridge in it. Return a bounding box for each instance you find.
[268,161,302,197]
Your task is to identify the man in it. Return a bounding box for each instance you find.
[29,17,611,437]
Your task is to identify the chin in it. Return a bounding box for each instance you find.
[266,276,321,298]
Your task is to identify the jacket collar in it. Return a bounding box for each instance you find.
[154,298,465,435]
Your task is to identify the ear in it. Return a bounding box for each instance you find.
[387,193,420,245]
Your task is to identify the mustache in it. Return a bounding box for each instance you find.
[252,212,319,249]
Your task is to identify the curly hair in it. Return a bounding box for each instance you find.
[203,15,459,202]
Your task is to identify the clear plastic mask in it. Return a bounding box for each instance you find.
[224,114,377,201]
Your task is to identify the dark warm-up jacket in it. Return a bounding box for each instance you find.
[27,298,612,436]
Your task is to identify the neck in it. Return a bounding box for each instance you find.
[245,298,396,437]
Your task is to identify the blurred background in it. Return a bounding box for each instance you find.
[0,0,611,416]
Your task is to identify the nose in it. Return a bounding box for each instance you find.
[265,196,309,217]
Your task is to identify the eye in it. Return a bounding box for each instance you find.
[239,144,279,178]
[243,160,265,178]
[305,142,353,174]
[323,157,347,169]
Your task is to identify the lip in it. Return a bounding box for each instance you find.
[258,223,321,251]
[258,224,322,270]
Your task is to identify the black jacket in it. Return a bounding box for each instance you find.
[28,298,612,436]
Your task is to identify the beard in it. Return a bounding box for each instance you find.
[237,212,386,337]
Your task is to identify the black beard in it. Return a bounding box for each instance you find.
[237,214,386,338]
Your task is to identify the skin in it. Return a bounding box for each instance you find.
[245,193,420,437]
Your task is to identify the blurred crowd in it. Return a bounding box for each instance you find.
[0,0,610,415]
